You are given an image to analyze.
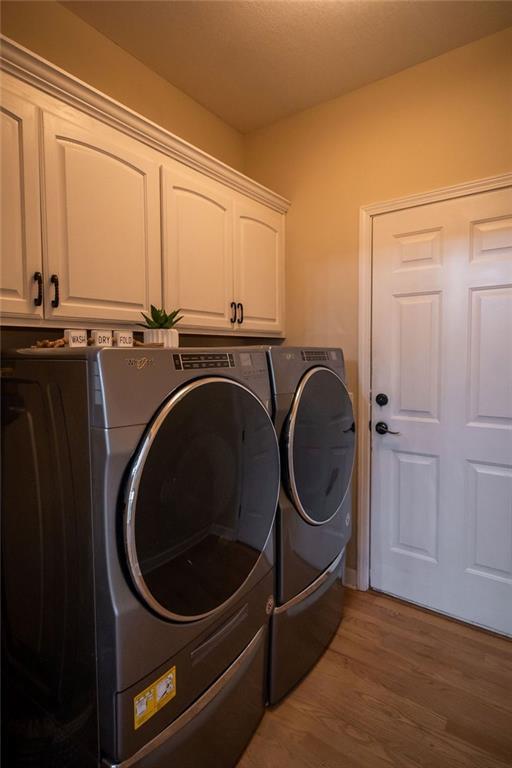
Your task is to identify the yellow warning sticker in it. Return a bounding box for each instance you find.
[133,665,176,730]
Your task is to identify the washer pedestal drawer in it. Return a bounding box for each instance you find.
[102,625,267,768]
[269,549,345,705]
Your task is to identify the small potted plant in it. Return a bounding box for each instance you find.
[139,305,183,348]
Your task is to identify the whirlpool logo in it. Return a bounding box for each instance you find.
[126,357,155,370]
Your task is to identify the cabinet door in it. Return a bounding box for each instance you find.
[42,110,161,323]
[0,90,43,318]
[234,199,284,335]
[162,164,234,331]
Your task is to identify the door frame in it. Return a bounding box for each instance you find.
[356,171,512,591]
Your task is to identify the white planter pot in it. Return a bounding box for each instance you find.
[143,328,179,348]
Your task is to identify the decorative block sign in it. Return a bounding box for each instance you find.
[91,329,113,347]
[64,329,87,347]
[114,330,133,347]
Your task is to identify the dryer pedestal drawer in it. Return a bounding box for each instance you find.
[269,549,345,705]
[103,625,267,768]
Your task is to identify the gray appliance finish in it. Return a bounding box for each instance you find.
[266,347,355,703]
[1,346,280,768]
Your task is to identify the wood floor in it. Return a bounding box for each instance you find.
[239,589,512,768]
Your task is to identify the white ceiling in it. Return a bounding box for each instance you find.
[61,1,512,133]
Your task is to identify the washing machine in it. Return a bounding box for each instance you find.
[265,347,355,703]
[1,346,280,768]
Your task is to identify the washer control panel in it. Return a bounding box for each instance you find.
[173,352,235,370]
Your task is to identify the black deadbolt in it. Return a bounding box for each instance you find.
[376,393,389,406]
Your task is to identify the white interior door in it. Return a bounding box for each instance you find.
[371,187,512,636]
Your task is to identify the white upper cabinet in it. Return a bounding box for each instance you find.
[162,165,285,336]
[0,88,43,318]
[234,199,284,335]
[0,45,288,333]
[162,164,235,331]
[42,109,161,323]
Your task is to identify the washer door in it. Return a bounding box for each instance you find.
[124,377,279,622]
[285,367,355,525]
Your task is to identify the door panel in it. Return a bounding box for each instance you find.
[391,450,439,563]
[0,90,43,318]
[470,216,512,262]
[371,186,512,635]
[162,165,234,331]
[394,227,442,269]
[42,110,161,322]
[394,292,441,419]
[234,200,284,334]
[468,286,512,424]
[466,461,512,582]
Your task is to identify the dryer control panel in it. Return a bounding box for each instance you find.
[267,347,346,396]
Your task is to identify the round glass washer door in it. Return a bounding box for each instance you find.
[124,377,280,622]
[285,366,355,526]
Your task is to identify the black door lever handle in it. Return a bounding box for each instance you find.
[375,421,400,436]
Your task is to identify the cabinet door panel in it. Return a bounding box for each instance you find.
[162,165,234,330]
[42,111,161,323]
[0,91,43,318]
[234,200,284,335]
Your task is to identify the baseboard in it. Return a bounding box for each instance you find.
[343,567,358,590]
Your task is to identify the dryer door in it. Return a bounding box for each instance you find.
[285,367,355,525]
[123,377,279,622]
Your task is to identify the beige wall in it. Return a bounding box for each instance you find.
[245,26,512,391]
[244,27,512,568]
[1,1,245,170]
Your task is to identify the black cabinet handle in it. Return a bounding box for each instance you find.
[230,301,237,323]
[237,302,244,324]
[33,271,43,306]
[50,274,60,308]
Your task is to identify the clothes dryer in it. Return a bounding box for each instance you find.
[266,347,355,703]
[1,347,279,768]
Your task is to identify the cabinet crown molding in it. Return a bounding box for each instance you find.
[0,34,290,214]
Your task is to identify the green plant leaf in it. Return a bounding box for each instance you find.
[150,305,162,324]
[140,311,157,328]
[168,310,183,328]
